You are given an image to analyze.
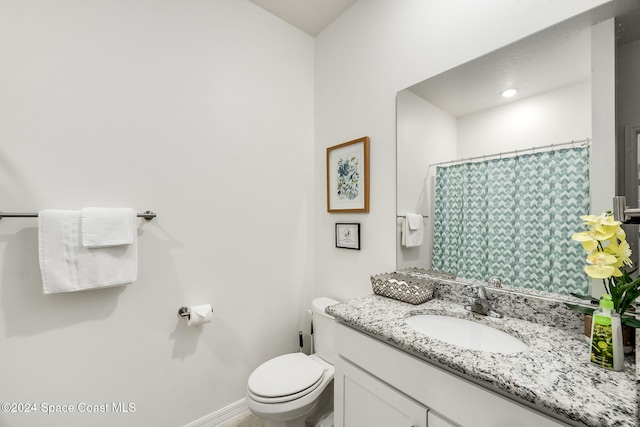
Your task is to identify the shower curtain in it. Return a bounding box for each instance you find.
[433,146,590,294]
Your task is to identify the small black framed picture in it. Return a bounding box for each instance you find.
[335,223,361,250]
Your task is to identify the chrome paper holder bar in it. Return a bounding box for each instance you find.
[0,210,157,221]
[178,306,213,320]
[613,196,640,224]
[178,307,190,319]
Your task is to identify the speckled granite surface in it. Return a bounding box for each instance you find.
[432,278,588,334]
[326,293,637,427]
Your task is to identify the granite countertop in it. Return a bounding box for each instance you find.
[327,294,637,427]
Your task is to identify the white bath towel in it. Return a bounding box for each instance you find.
[81,207,135,247]
[401,213,424,248]
[38,210,137,294]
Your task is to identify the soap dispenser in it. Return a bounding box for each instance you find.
[589,294,623,371]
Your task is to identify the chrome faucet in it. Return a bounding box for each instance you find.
[464,284,503,318]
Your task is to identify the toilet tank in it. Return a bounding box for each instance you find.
[311,297,339,364]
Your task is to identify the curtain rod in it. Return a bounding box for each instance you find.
[0,211,157,221]
[428,138,590,168]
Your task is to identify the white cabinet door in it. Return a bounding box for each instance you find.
[428,411,459,427]
[335,357,427,427]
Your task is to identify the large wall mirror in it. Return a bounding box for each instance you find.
[396,2,640,298]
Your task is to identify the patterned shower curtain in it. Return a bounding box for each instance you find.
[433,147,590,294]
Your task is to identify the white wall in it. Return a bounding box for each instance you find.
[591,18,617,216]
[457,81,592,155]
[0,1,314,426]
[396,90,458,219]
[314,0,614,301]
[396,90,456,269]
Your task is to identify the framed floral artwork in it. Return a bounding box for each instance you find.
[326,136,370,213]
[335,223,361,250]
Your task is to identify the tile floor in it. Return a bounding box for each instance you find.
[218,411,264,427]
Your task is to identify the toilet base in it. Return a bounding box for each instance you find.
[304,384,333,427]
[250,378,334,427]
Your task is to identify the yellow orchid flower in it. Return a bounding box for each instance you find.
[580,213,621,227]
[619,240,632,265]
[571,231,598,251]
[579,214,602,225]
[606,240,633,268]
[581,240,599,251]
[575,213,624,246]
[574,211,635,286]
[571,231,592,241]
[572,211,640,318]
[586,252,617,265]
[585,264,616,279]
[584,252,618,279]
[592,223,616,241]
[601,214,622,227]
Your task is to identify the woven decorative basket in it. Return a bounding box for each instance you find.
[370,272,439,305]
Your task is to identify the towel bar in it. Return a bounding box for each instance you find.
[0,210,157,220]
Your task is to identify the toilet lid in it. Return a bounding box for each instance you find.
[248,353,325,399]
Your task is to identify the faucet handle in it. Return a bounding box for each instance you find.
[487,276,502,288]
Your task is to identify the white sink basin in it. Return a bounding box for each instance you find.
[405,314,528,354]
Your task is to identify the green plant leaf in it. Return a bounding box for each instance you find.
[621,317,640,328]
[612,277,640,315]
[569,293,598,303]
[564,303,595,315]
[615,281,639,293]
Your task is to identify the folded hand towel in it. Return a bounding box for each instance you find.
[38,210,137,294]
[406,213,422,230]
[401,213,424,248]
[81,207,135,247]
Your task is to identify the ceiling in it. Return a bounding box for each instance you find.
[407,2,640,118]
[248,0,357,37]
[407,14,593,118]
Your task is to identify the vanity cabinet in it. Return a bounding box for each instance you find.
[334,323,570,427]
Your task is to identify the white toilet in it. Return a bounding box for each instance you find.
[246,297,339,427]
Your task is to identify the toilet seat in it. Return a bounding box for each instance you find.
[248,353,325,404]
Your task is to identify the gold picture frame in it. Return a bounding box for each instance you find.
[326,136,370,213]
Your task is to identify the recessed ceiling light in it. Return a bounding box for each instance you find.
[501,88,518,98]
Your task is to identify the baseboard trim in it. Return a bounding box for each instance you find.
[184,399,249,427]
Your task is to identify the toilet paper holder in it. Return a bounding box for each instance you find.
[178,305,213,320]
